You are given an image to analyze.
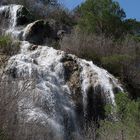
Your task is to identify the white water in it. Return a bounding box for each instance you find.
[0,5,24,38]
[0,4,123,140]
[7,41,81,139]
[79,60,123,117]
[0,5,20,27]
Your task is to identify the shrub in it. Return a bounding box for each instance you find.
[101,54,135,76]
[98,93,140,140]
[60,29,105,65]
[0,130,7,140]
[0,35,20,56]
[74,0,126,38]
[0,35,20,70]
[60,29,140,98]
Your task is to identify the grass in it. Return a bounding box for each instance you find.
[0,35,20,56]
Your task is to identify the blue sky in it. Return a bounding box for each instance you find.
[116,0,140,21]
[59,0,140,21]
[58,0,84,10]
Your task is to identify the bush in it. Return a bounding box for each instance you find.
[60,29,105,65]
[0,35,20,70]
[0,130,7,140]
[101,54,135,76]
[74,0,126,38]
[98,93,140,140]
[0,35,20,56]
[60,29,140,98]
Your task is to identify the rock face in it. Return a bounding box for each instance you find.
[0,4,123,140]
[62,55,83,120]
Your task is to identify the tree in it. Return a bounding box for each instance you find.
[75,0,126,38]
[41,0,58,5]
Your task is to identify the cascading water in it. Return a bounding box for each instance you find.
[0,4,123,140]
[0,4,25,38]
[79,60,123,118]
[8,41,81,139]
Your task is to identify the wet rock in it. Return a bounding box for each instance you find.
[57,30,66,39]
[16,6,32,26]
[0,6,11,29]
[23,20,51,45]
[113,87,122,94]
[63,55,83,116]
[0,5,32,29]
[29,45,38,51]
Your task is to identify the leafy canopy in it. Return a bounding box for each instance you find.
[76,0,126,38]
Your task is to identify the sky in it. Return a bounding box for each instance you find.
[116,0,140,21]
[58,0,84,10]
[59,0,140,21]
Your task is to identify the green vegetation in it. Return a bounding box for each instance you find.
[0,35,20,69]
[75,0,126,38]
[60,3,140,138]
[0,35,20,56]
[0,130,7,140]
[61,0,140,98]
[75,0,140,39]
[101,54,135,75]
[98,93,140,140]
[0,0,140,139]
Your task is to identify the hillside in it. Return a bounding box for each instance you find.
[0,1,140,140]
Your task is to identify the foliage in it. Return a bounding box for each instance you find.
[0,35,20,56]
[60,28,140,97]
[47,7,76,26]
[0,35,20,70]
[60,29,103,65]
[124,19,140,35]
[75,0,126,38]
[98,93,140,140]
[74,0,140,40]
[101,54,135,76]
[0,130,7,140]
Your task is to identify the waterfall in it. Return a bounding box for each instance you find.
[79,60,123,118]
[0,5,24,38]
[0,4,123,140]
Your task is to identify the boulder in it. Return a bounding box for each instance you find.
[16,6,32,26]
[57,30,66,39]
[23,20,51,45]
